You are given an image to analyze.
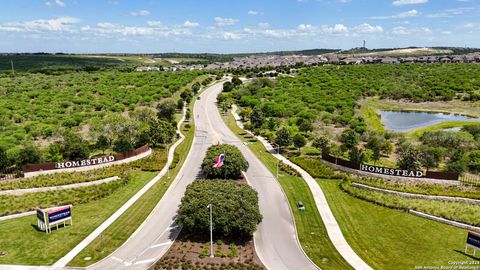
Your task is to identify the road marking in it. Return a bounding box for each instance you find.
[134,259,156,265]
[111,256,132,266]
[150,241,173,249]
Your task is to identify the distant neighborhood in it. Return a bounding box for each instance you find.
[136,52,480,72]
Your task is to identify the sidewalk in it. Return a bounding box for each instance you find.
[231,105,373,270]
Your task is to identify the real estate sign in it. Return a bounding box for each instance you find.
[467,232,480,249]
[36,205,73,233]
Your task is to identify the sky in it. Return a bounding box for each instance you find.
[0,0,479,53]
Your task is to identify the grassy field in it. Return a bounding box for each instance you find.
[223,111,353,270]
[319,179,479,269]
[0,170,157,265]
[68,89,199,267]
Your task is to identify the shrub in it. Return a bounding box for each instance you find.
[201,144,249,179]
[178,180,262,237]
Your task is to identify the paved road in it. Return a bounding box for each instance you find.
[0,81,317,270]
[202,83,318,270]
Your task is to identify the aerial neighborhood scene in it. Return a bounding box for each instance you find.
[1,0,480,270]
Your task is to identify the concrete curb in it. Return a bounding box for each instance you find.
[351,182,480,205]
[0,176,120,196]
[409,210,480,233]
[231,105,373,270]
[52,106,189,268]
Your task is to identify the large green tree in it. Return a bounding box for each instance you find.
[178,180,262,237]
[201,144,249,179]
[397,146,422,171]
[148,119,176,147]
[274,127,292,151]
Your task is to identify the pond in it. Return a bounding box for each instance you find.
[378,110,480,132]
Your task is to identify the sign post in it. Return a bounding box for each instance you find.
[36,205,73,233]
[465,231,480,257]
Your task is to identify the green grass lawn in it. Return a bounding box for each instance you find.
[68,94,198,267]
[223,111,353,270]
[0,170,156,265]
[319,179,479,269]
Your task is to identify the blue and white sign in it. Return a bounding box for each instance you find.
[48,206,71,223]
[36,205,73,234]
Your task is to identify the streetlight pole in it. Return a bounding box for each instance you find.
[207,204,214,258]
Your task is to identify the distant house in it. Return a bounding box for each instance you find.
[381,57,399,64]
[401,57,416,63]
[440,57,452,63]
[135,66,160,72]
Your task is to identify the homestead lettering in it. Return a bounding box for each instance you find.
[56,156,115,169]
[360,164,423,178]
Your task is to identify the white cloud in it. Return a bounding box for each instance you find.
[392,26,409,35]
[223,32,240,40]
[258,22,270,29]
[353,23,383,34]
[392,0,428,6]
[248,10,263,16]
[214,17,239,26]
[147,20,162,27]
[338,0,351,3]
[130,10,150,17]
[183,21,200,28]
[45,0,66,7]
[441,31,452,35]
[391,26,432,35]
[371,9,419,19]
[0,17,78,32]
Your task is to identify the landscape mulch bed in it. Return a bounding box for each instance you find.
[151,232,264,270]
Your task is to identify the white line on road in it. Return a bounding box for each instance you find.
[133,259,156,265]
[150,241,173,249]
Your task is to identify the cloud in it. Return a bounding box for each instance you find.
[258,22,270,29]
[223,32,240,40]
[0,17,78,32]
[248,10,263,16]
[391,26,432,35]
[338,0,351,3]
[214,17,239,26]
[147,20,162,27]
[371,9,419,19]
[353,23,383,33]
[426,7,474,18]
[183,21,200,28]
[130,10,150,17]
[392,0,428,6]
[45,0,66,7]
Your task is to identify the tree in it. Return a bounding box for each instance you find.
[340,129,359,150]
[239,107,252,121]
[46,143,64,162]
[397,146,422,171]
[0,147,9,170]
[62,131,90,160]
[367,136,382,164]
[180,89,193,103]
[148,119,176,147]
[157,100,177,121]
[18,143,42,166]
[275,127,292,151]
[192,82,201,94]
[178,180,262,237]
[113,136,134,153]
[250,107,265,129]
[349,147,366,163]
[467,150,480,173]
[419,146,444,171]
[96,135,110,154]
[312,135,330,155]
[293,133,306,152]
[223,81,233,92]
[231,76,243,86]
[201,144,249,179]
[177,99,184,110]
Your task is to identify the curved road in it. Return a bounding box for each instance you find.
[0,81,317,270]
[201,83,318,270]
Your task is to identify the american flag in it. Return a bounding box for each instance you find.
[213,151,225,168]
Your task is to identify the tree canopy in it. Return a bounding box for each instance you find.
[201,144,249,179]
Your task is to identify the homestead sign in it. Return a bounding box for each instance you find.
[360,164,424,178]
[56,156,115,169]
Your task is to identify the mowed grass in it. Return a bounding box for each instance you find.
[223,111,353,270]
[319,179,479,269]
[69,99,197,267]
[0,170,157,265]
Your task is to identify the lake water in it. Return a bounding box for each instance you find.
[379,110,480,132]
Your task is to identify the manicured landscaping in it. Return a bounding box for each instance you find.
[222,111,353,270]
[0,170,157,265]
[68,87,201,267]
[319,179,479,269]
